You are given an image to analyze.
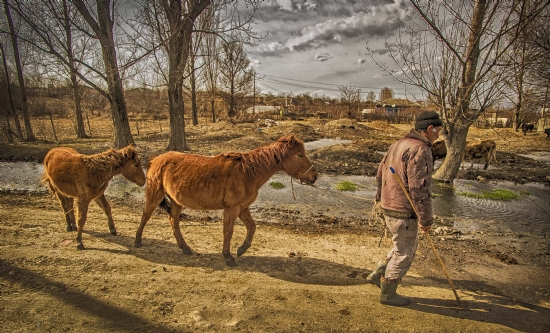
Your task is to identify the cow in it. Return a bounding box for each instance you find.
[431,140,447,164]
[463,140,497,170]
[521,123,535,136]
[545,128,550,140]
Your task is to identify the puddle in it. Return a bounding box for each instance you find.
[518,151,550,164]
[304,139,351,150]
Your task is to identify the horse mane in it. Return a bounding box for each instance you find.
[83,147,129,170]
[225,135,304,177]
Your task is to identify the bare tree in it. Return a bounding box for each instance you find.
[368,0,549,182]
[338,85,361,119]
[199,5,221,123]
[500,1,549,131]
[71,0,134,148]
[134,0,211,151]
[134,0,262,151]
[218,42,252,118]
[0,41,22,142]
[365,91,376,102]
[379,87,393,102]
[3,0,35,141]
[6,0,91,138]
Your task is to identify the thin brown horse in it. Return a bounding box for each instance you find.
[134,134,318,266]
[42,145,146,250]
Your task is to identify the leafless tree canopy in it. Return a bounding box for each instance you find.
[368,0,549,182]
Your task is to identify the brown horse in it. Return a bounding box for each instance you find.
[134,134,318,266]
[42,145,146,250]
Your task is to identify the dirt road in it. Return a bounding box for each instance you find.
[1,192,549,332]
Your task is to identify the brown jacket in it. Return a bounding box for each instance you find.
[375,129,434,226]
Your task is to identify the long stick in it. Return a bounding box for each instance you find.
[389,166,461,305]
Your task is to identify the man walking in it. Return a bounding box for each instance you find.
[368,111,442,306]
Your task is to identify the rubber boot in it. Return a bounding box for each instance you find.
[380,277,411,306]
[366,260,387,288]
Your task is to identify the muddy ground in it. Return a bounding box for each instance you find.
[1,117,550,332]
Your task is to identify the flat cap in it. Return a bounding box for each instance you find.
[415,111,442,130]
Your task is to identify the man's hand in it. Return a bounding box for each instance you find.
[418,223,431,234]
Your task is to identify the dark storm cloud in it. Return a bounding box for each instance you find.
[255,0,415,55]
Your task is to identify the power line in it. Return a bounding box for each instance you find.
[257,73,407,92]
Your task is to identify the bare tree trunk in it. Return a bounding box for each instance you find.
[210,95,216,123]
[190,53,198,126]
[62,0,87,139]
[162,0,210,151]
[433,0,487,182]
[72,0,133,148]
[0,41,22,141]
[3,0,35,141]
[167,77,188,151]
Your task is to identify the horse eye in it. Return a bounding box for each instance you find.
[297,153,304,158]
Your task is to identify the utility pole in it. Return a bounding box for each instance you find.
[253,71,256,117]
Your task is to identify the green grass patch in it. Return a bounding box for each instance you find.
[335,181,358,192]
[269,181,286,189]
[457,189,520,201]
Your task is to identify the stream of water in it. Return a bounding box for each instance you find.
[1,137,548,237]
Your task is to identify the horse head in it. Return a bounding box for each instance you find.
[279,134,318,185]
[120,145,146,186]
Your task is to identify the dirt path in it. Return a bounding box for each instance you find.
[1,193,549,332]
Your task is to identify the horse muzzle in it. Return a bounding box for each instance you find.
[298,168,318,185]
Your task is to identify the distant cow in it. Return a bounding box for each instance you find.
[463,140,497,170]
[431,140,447,164]
[545,128,550,140]
[521,123,534,135]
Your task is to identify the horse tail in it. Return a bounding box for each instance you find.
[159,195,172,214]
[41,173,56,195]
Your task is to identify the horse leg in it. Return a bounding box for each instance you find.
[134,181,165,247]
[237,207,256,257]
[169,202,192,255]
[94,194,116,235]
[75,199,91,250]
[56,193,76,231]
[222,208,240,267]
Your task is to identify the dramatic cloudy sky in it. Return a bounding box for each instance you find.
[245,0,423,99]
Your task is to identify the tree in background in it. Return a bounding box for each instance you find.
[379,87,393,102]
[134,0,261,151]
[7,0,91,138]
[71,0,134,148]
[338,85,361,119]
[501,1,549,131]
[0,41,22,142]
[369,0,548,182]
[218,42,253,118]
[2,0,35,141]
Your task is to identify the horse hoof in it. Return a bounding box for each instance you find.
[181,247,193,255]
[226,259,237,267]
[76,244,84,250]
[237,243,251,257]
[134,242,142,248]
[110,229,117,236]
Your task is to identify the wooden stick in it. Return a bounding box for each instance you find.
[389,166,461,305]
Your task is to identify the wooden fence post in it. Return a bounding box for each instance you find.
[48,112,58,142]
[86,114,92,137]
